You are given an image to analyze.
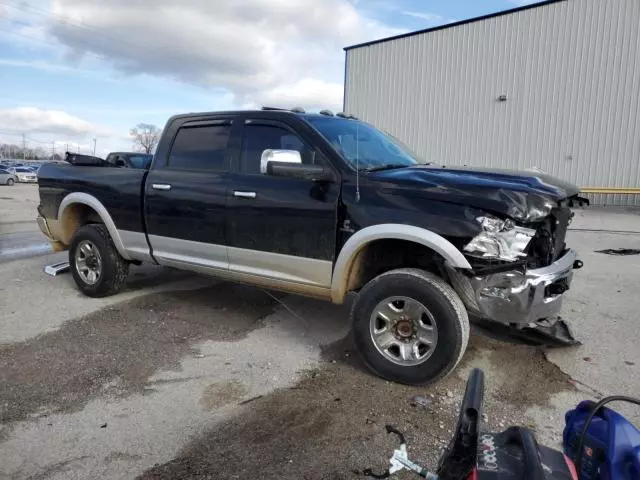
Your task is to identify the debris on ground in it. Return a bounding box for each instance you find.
[410,395,431,409]
[595,248,640,255]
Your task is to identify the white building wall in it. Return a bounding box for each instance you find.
[345,0,640,205]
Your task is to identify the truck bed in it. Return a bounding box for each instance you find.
[38,163,148,235]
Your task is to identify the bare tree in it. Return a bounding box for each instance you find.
[129,123,162,154]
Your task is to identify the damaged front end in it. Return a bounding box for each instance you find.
[447,202,584,346]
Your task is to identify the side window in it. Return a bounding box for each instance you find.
[168,123,231,171]
[239,124,312,174]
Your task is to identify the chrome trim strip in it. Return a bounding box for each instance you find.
[58,192,131,260]
[331,224,472,303]
[119,230,153,262]
[159,257,331,300]
[37,215,54,240]
[227,246,332,287]
[148,234,228,269]
[233,191,257,199]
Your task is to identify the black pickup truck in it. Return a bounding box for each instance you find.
[37,108,584,385]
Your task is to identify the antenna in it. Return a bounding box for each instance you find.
[355,121,360,203]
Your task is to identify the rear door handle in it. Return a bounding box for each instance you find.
[233,191,256,199]
[152,183,171,191]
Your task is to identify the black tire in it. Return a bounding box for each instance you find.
[6,178,14,186]
[69,224,129,298]
[351,268,469,385]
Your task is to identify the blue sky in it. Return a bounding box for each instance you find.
[0,0,537,155]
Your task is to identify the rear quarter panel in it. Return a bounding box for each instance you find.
[38,163,147,233]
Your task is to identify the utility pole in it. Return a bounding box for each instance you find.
[22,133,26,161]
[92,138,97,156]
[52,142,56,159]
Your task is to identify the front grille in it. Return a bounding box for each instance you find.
[552,207,571,260]
[527,207,571,268]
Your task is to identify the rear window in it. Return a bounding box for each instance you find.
[128,155,152,169]
[168,123,231,171]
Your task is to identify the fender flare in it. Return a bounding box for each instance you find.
[58,192,132,260]
[330,224,472,303]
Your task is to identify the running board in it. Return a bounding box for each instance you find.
[44,261,70,276]
[471,317,581,347]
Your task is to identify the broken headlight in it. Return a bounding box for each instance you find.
[463,215,536,262]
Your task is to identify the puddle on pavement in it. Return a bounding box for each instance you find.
[0,284,278,424]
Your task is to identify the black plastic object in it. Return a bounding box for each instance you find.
[65,152,109,167]
[437,368,485,480]
[476,427,576,480]
[595,248,640,256]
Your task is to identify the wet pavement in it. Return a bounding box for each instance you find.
[0,231,52,264]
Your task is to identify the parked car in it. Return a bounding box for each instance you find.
[36,108,585,385]
[0,168,17,186]
[10,166,38,183]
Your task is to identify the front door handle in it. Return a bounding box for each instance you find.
[152,183,171,191]
[233,191,256,199]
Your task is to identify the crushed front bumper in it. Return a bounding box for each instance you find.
[447,249,580,326]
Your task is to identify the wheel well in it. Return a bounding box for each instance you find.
[344,239,446,293]
[59,203,103,245]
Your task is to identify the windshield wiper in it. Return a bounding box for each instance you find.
[361,163,412,173]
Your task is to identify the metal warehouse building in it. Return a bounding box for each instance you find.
[344,0,640,205]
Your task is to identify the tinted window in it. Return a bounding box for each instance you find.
[239,124,311,174]
[169,124,231,171]
[128,154,152,169]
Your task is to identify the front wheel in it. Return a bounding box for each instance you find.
[6,178,14,186]
[69,224,129,297]
[351,268,469,385]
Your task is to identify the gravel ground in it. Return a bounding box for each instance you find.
[0,183,39,234]
[138,333,571,480]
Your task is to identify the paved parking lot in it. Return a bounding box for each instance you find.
[0,185,639,479]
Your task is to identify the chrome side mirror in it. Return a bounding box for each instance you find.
[260,149,301,174]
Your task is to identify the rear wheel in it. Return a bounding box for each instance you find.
[6,178,14,186]
[69,224,129,297]
[351,268,469,385]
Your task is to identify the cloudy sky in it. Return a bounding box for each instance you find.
[0,0,537,155]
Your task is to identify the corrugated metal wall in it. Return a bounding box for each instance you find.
[345,0,640,206]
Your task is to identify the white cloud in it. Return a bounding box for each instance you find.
[0,107,110,137]
[47,0,402,110]
[400,11,443,23]
[0,58,76,74]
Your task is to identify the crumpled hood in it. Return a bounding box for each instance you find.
[369,165,581,222]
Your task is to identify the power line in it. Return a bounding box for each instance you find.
[1,1,179,60]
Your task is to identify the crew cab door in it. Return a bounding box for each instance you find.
[226,118,339,288]
[144,117,236,270]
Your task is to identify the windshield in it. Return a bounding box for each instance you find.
[306,116,427,170]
